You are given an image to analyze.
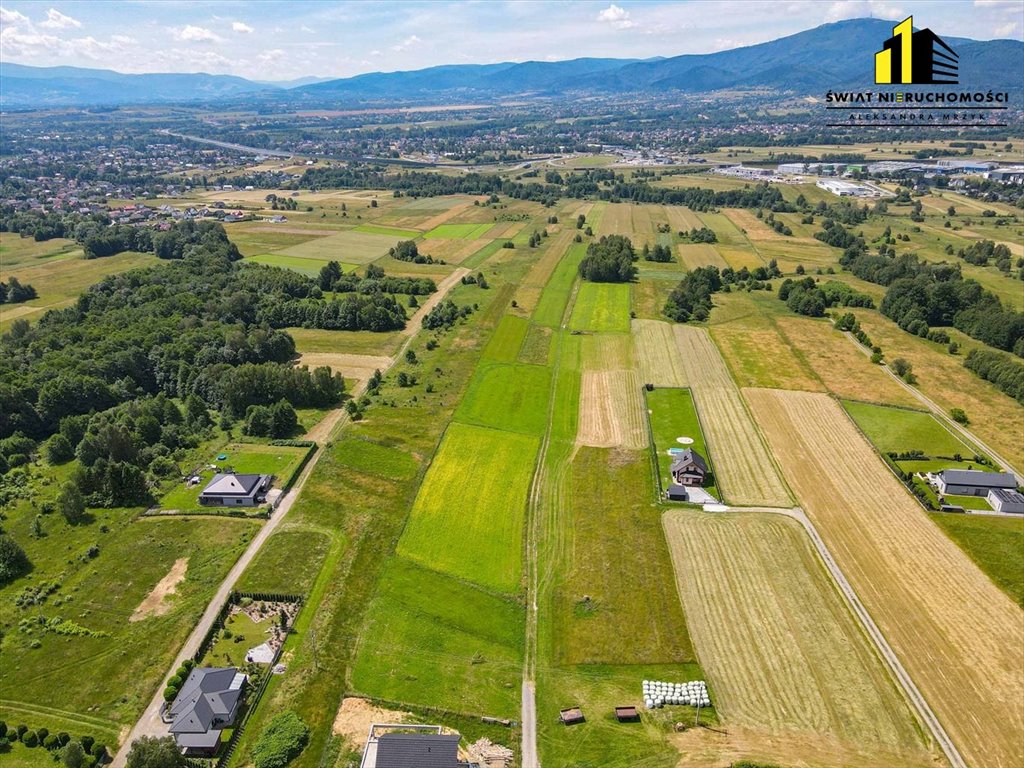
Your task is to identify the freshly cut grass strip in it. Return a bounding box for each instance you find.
[677,244,727,269]
[746,388,1024,768]
[576,370,647,450]
[632,319,689,387]
[664,511,929,763]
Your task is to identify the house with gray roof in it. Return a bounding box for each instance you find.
[360,725,478,768]
[168,667,246,755]
[670,449,708,487]
[987,488,1024,514]
[199,472,270,507]
[934,469,1016,497]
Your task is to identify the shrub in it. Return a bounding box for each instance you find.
[62,741,86,768]
[251,711,310,768]
[91,742,107,760]
[950,408,969,425]
[23,731,38,748]
[37,728,49,742]
[125,736,182,768]
[80,736,94,753]
[44,735,60,750]
[0,722,6,738]
[0,535,31,585]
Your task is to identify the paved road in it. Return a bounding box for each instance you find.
[520,681,538,768]
[723,505,968,768]
[843,331,1022,484]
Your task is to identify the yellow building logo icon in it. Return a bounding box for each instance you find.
[875,16,958,85]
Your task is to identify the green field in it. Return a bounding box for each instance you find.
[424,222,493,240]
[236,528,332,595]
[397,423,538,593]
[843,401,983,459]
[353,223,422,238]
[532,243,587,328]
[455,361,552,436]
[245,253,357,276]
[482,314,530,362]
[932,513,1024,606]
[279,229,409,264]
[646,387,718,499]
[350,557,523,717]
[569,281,631,333]
[157,443,310,512]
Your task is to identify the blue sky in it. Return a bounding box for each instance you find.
[1,1,1021,80]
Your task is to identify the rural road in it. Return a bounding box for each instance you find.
[728,505,968,768]
[843,331,1023,484]
[113,266,471,766]
[520,681,538,768]
[160,130,294,158]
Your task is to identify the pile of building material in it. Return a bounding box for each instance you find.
[642,679,710,709]
[467,737,514,767]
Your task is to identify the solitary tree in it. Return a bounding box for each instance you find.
[62,741,86,768]
[58,482,86,525]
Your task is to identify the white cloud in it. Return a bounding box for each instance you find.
[994,21,1019,37]
[596,4,637,29]
[0,6,29,26]
[713,37,743,51]
[300,25,314,34]
[172,25,222,43]
[369,49,381,56]
[975,0,1022,7]
[258,48,284,62]
[825,0,904,22]
[39,8,81,29]
[390,34,421,52]
[232,21,253,34]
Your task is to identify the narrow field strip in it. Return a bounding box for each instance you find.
[576,370,647,450]
[632,319,689,387]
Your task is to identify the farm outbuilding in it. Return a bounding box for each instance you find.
[614,706,639,722]
[559,707,585,725]
[987,488,1024,514]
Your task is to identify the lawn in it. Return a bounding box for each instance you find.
[931,513,1024,606]
[454,361,552,436]
[157,442,310,512]
[206,611,273,668]
[424,222,493,240]
[645,387,718,499]
[397,423,539,593]
[569,281,631,333]
[842,401,983,459]
[350,557,523,718]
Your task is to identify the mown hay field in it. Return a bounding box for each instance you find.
[532,242,587,328]
[482,314,530,362]
[396,423,538,593]
[664,205,704,232]
[663,511,933,767]
[576,370,647,450]
[455,361,552,436]
[279,229,409,264]
[671,326,792,506]
[746,389,1024,768]
[677,243,727,269]
[424,222,494,240]
[633,319,689,387]
[569,281,632,333]
[773,315,920,406]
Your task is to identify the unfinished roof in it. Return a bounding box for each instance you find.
[202,473,264,496]
[938,469,1016,488]
[989,488,1024,503]
[374,733,463,768]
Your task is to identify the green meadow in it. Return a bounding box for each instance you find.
[455,361,552,436]
[569,281,632,333]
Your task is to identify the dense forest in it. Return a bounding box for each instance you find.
[578,235,638,283]
[0,251,412,501]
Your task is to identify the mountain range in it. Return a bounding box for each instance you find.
[2,19,1021,109]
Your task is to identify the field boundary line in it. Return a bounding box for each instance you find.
[840,330,1023,484]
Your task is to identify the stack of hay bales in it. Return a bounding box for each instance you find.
[641,679,710,709]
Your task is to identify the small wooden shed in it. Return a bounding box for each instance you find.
[559,707,585,726]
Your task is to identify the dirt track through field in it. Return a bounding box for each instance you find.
[401,268,470,336]
[663,512,932,767]
[746,389,1024,768]
[665,326,790,506]
[576,370,647,449]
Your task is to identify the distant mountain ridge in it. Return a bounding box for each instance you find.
[1,19,1020,108]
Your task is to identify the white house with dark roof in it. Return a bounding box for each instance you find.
[934,469,1016,497]
[669,449,708,487]
[168,667,246,755]
[987,488,1024,514]
[198,472,270,507]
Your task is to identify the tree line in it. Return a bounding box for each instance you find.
[0,277,37,304]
